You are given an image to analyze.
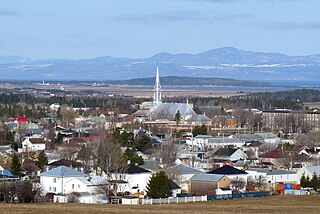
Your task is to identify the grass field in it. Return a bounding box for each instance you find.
[1,195,320,214]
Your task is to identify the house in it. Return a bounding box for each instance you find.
[186,135,244,151]
[190,174,230,195]
[40,166,86,194]
[165,164,202,192]
[207,165,248,192]
[207,165,248,181]
[108,165,152,195]
[20,138,46,152]
[297,165,320,184]
[211,148,247,162]
[169,180,182,197]
[246,168,297,190]
[242,140,263,159]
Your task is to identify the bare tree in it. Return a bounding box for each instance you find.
[230,177,246,193]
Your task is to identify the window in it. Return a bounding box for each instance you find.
[53,187,56,192]
[53,178,56,183]
[49,187,52,191]
[72,184,74,189]
[78,184,80,188]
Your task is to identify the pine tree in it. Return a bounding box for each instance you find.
[300,172,307,188]
[310,172,318,190]
[11,154,22,177]
[146,171,171,198]
[174,110,182,126]
[35,150,48,170]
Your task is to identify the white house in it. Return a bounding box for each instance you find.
[246,168,297,187]
[109,165,152,195]
[21,138,46,152]
[40,166,106,195]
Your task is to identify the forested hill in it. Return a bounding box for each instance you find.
[107,76,270,87]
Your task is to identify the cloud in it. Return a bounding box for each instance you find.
[261,22,320,30]
[0,10,17,16]
[114,10,252,23]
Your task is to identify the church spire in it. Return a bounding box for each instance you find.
[153,63,162,105]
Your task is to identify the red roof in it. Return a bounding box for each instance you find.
[13,116,29,122]
[259,150,284,159]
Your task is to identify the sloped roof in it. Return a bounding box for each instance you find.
[187,114,211,122]
[213,148,237,157]
[248,168,296,175]
[140,160,163,171]
[190,174,225,182]
[207,165,247,175]
[152,103,195,116]
[29,138,46,144]
[169,180,181,189]
[48,159,83,168]
[166,164,202,175]
[256,133,279,139]
[232,134,264,142]
[305,165,320,176]
[68,176,107,186]
[259,150,284,159]
[40,166,85,177]
[110,165,151,174]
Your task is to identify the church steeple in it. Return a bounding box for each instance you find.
[153,63,162,105]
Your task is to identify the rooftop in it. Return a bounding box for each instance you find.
[40,166,85,177]
[207,165,248,175]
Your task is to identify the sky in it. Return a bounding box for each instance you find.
[0,0,319,59]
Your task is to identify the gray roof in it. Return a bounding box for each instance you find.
[232,134,264,142]
[187,114,211,122]
[256,133,279,139]
[190,174,225,182]
[152,103,195,116]
[208,137,243,144]
[140,160,163,171]
[247,168,296,175]
[166,164,202,175]
[305,166,320,175]
[40,166,85,177]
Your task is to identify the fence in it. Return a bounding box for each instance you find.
[141,195,207,205]
[207,191,270,201]
[136,192,270,205]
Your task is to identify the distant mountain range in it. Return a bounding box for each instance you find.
[0,47,319,81]
[108,76,270,87]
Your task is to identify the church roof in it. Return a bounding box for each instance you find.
[152,103,195,116]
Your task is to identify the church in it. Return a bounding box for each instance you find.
[133,65,211,128]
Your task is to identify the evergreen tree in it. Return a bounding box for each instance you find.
[11,154,22,177]
[135,134,152,152]
[124,148,144,166]
[192,124,208,136]
[35,150,48,170]
[310,172,318,190]
[56,132,64,145]
[174,110,182,126]
[146,171,171,198]
[300,172,308,188]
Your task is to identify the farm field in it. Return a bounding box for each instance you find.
[1,195,320,214]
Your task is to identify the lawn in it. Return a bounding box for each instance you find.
[1,195,320,214]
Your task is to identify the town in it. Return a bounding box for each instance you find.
[0,65,320,207]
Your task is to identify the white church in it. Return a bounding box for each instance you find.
[133,65,211,127]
